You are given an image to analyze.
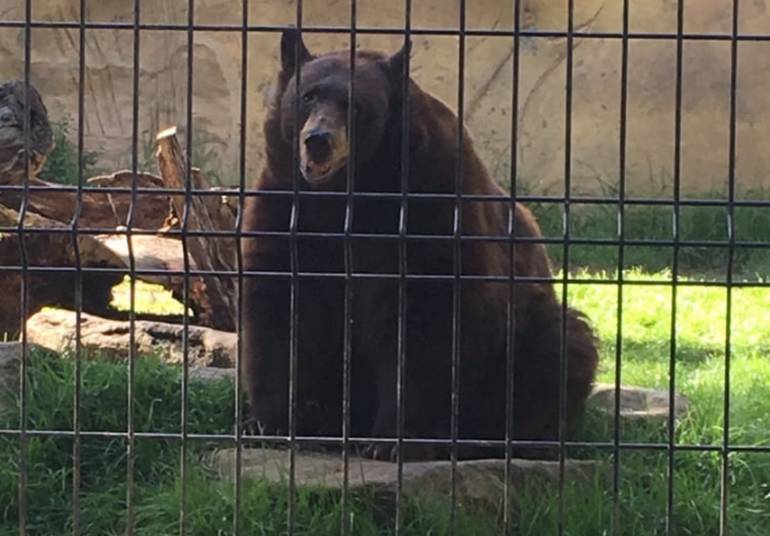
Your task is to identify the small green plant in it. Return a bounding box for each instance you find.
[528,192,770,278]
[37,116,102,185]
[184,126,230,186]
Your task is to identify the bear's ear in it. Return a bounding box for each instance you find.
[280,28,313,75]
[387,39,412,81]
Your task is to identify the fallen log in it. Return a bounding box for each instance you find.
[0,171,172,230]
[0,204,124,335]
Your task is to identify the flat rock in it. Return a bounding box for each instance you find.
[589,383,690,421]
[207,447,601,516]
[189,366,236,383]
[0,342,47,415]
[26,309,236,367]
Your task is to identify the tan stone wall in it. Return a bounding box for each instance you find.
[2,0,770,195]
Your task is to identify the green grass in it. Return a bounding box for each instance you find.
[513,270,770,534]
[1,271,769,534]
[0,351,493,535]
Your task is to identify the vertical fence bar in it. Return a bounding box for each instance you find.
[666,1,685,533]
[503,0,521,533]
[395,2,412,534]
[287,3,305,534]
[178,1,196,533]
[125,1,141,533]
[16,0,32,533]
[612,1,630,534]
[720,0,740,533]
[71,1,88,533]
[449,1,467,533]
[558,1,576,533]
[232,1,249,534]
[340,2,357,534]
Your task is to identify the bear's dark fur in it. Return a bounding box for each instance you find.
[241,30,599,460]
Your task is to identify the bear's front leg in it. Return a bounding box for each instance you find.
[242,280,291,437]
[363,356,450,462]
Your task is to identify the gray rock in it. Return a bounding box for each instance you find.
[0,342,46,416]
[26,309,236,368]
[207,447,601,516]
[189,366,236,384]
[0,343,21,415]
[589,383,690,421]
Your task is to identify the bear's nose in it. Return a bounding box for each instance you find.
[304,130,333,162]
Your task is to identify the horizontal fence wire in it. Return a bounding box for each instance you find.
[3,184,770,206]
[0,427,768,453]
[3,19,770,42]
[3,0,765,534]
[3,267,770,288]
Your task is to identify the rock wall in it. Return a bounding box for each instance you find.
[1,0,769,195]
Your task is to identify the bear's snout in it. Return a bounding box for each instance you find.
[299,114,348,185]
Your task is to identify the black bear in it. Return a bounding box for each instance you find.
[241,30,599,460]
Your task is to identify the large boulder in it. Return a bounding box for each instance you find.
[589,382,690,421]
[207,447,601,517]
[25,309,236,367]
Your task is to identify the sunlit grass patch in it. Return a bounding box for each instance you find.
[110,276,189,317]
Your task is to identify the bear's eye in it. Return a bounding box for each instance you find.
[301,92,315,104]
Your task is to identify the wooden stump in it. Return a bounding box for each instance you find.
[155,127,236,332]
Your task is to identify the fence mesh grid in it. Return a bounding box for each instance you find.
[1,0,769,535]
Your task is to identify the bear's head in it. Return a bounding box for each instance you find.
[276,29,410,188]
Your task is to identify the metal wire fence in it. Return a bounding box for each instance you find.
[1,0,769,535]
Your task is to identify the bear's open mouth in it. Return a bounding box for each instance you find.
[301,159,346,185]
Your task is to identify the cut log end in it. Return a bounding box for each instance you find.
[156,126,179,141]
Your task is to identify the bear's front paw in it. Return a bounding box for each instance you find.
[242,415,287,437]
[244,396,289,438]
[361,442,397,462]
[361,442,437,462]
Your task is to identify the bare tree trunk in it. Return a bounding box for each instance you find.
[155,127,236,332]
